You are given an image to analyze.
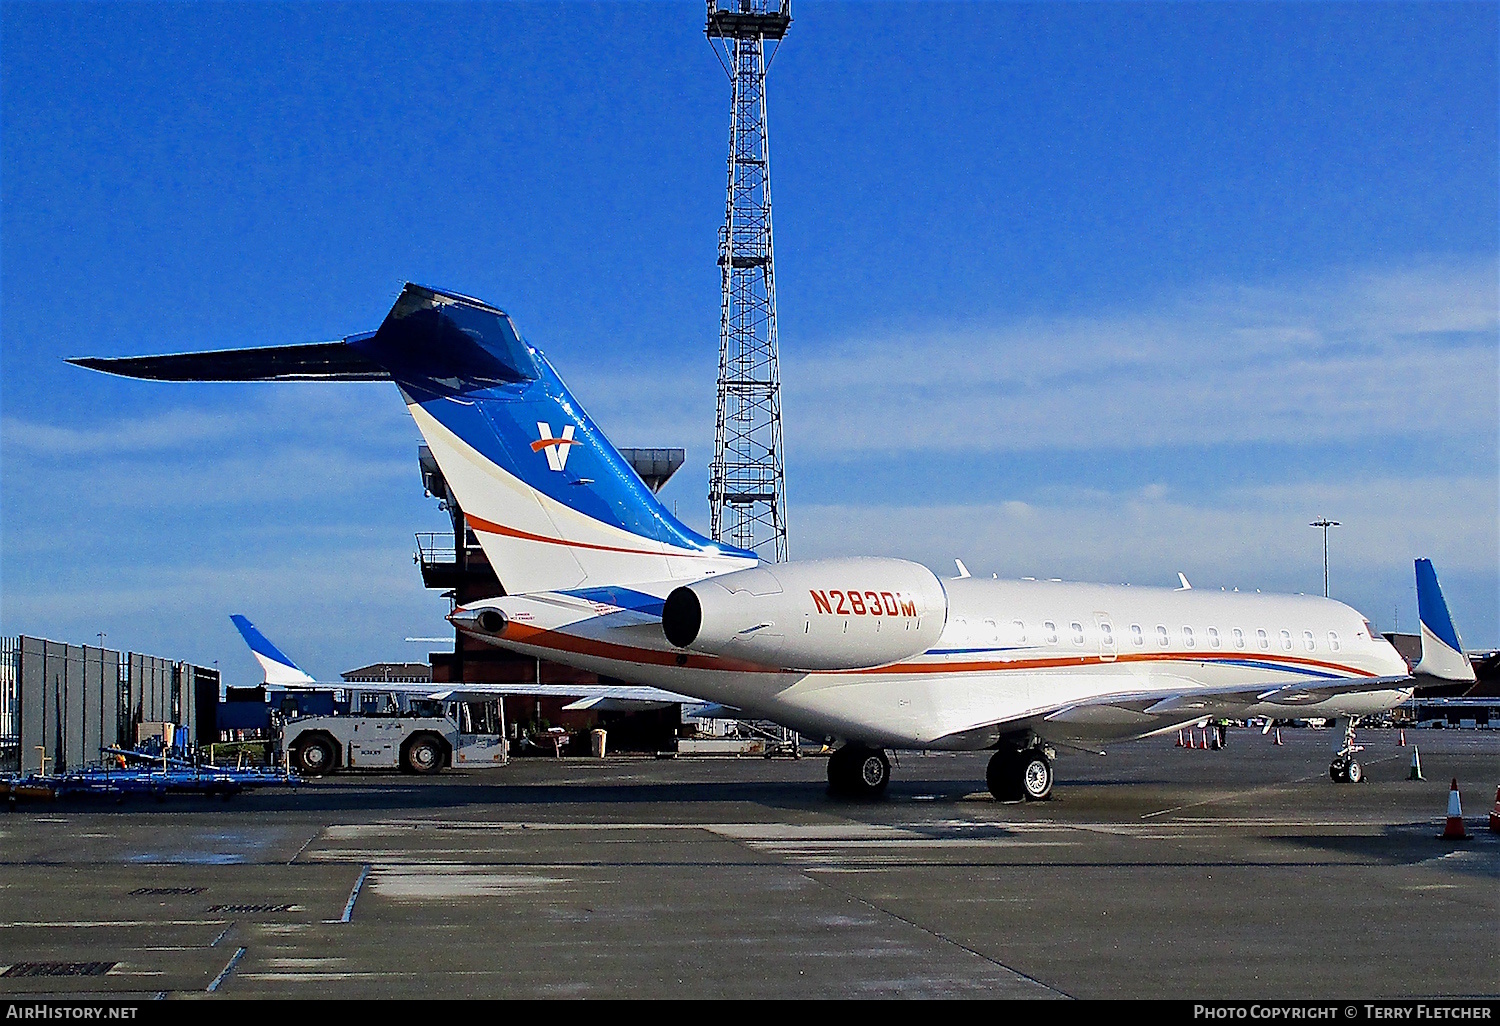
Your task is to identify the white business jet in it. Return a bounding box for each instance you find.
[75,284,1475,799]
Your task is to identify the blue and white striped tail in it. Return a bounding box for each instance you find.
[1413,559,1475,683]
[351,285,757,595]
[230,615,316,687]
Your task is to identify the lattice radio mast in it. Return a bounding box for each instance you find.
[706,0,790,562]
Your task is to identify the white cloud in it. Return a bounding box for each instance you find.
[791,473,1498,645]
[778,258,1499,455]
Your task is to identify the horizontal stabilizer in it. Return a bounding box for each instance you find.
[1413,559,1475,683]
[68,340,389,382]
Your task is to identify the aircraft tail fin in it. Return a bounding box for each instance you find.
[348,284,758,594]
[1412,559,1475,683]
[230,615,317,687]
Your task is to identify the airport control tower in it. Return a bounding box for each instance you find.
[706,0,791,562]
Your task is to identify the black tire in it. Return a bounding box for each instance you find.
[827,746,852,792]
[292,734,336,776]
[987,750,1025,802]
[1331,759,1350,782]
[402,734,445,776]
[1019,748,1053,801]
[1345,760,1362,784]
[827,745,889,798]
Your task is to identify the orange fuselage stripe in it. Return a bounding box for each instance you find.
[498,620,1373,681]
[466,513,724,559]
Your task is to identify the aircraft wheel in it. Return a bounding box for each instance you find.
[828,745,889,798]
[1345,760,1362,784]
[987,751,1025,803]
[1019,748,1053,801]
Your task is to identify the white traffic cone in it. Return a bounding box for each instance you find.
[1440,778,1470,840]
[1408,747,1424,781]
[1273,728,1283,746]
[1398,729,1406,747]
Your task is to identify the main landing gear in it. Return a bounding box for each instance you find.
[1329,717,1364,784]
[827,744,890,798]
[987,742,1055,803]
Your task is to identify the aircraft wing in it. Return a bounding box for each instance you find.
[934,670,1415,748]
[1030,672,1414,738]
[415,682,709,707]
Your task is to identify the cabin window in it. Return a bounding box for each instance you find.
[1012,620,1027,643]
[1256,628,1269,650]
[1328,631,1341,652]
[1156,625,1169,647]
[1303,630,1316,652]
[1280,629,1293,651]
[1182,626,1195,648]
[1044,621,1058,644]
[1100,622,1115,647]
[983,619,998,643]
[1071,622,1085,645]
[1233,627,1245,648]
[1207,627,1221,648]
[1131,624,1144,646]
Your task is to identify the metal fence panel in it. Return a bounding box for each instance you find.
[19,638,47,773]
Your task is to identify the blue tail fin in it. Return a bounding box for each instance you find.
[350,284,757,594]
[1413,559,1474,682]
[230,615,316,687]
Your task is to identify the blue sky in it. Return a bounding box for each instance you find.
[3,1,1496,682]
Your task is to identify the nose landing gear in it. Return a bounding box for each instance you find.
[1329,717,1364,783]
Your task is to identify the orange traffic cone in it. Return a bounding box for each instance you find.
[1176,730,1186,748]
[1440,778,1470,840]
[1488,786,1499,834]
[1398,730,1407,747]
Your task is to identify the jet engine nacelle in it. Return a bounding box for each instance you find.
[662,557,948,671]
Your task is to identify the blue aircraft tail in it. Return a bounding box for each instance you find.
[1412,559,1474,683]
[348,284,757,594]
[230,615,316,687]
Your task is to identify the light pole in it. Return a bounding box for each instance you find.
[1310,518,1341,597]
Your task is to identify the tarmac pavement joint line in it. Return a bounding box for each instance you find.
[287,831,321,864]
[788,865,1074,999]
[325,864,371,924]
[205,946,246,993]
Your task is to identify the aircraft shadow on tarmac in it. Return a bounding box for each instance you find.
[1274,827,1499,879]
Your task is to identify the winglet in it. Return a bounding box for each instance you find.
[1177,573,1192,591]
[1413,560,1475,683]
[230,615,316,686]
[954,559,972,579]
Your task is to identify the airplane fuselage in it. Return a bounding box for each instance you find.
[467,575,1413,750]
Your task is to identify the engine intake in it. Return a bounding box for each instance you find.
[663,557,947,671]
